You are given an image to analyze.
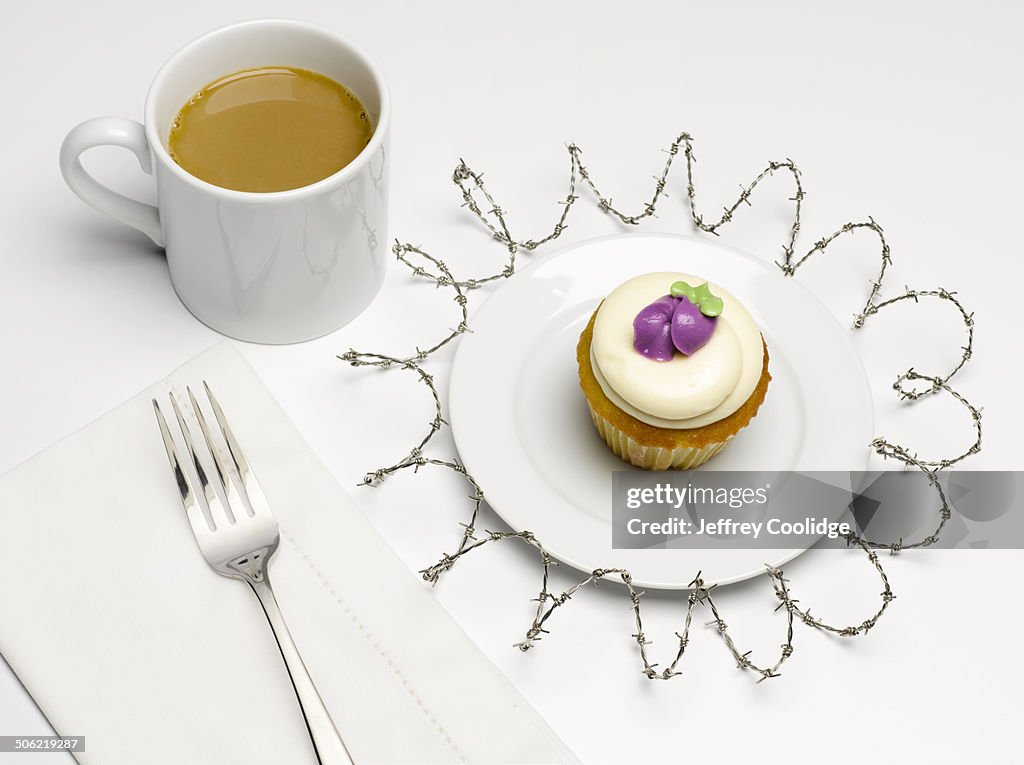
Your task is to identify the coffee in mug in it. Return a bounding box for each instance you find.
[168,66,373,193]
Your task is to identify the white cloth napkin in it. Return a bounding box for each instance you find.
[0,343,579,765]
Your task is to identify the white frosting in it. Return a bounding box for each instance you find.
[590,272,764,429]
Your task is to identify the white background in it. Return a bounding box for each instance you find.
[2,1,1022,763]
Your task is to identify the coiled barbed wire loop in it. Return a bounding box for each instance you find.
[339,131,980,681]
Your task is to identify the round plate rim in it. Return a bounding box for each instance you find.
[448,232,874,589]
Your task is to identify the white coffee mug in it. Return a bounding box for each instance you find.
[60,19,390,344]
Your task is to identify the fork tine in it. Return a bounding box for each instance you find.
[203,381,272,519]
[187,385,249,521]
[152,399,214,534]
[169,393,234,528]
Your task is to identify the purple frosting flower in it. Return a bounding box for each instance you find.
[633,295,717,359]
[671,296,717,355]
[632,295,679,361]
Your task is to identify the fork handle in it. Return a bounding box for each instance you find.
[249,577,355,765]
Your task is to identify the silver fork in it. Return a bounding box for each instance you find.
[153,382,354,765]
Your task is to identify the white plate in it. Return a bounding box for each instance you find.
[449,234,873,589]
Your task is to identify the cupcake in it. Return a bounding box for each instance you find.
[577,272,770,470]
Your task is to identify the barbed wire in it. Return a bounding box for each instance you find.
[339,130,980,681]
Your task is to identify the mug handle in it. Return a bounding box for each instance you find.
[59,117,164,246]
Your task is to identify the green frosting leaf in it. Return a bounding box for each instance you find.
[699,295,724,317]
[670,280,723,317]
[670,280,697,302]
[691,282,712,303]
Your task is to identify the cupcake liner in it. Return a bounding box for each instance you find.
[585,400,732,470]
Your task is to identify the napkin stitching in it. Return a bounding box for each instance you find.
[281,529,470,764]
